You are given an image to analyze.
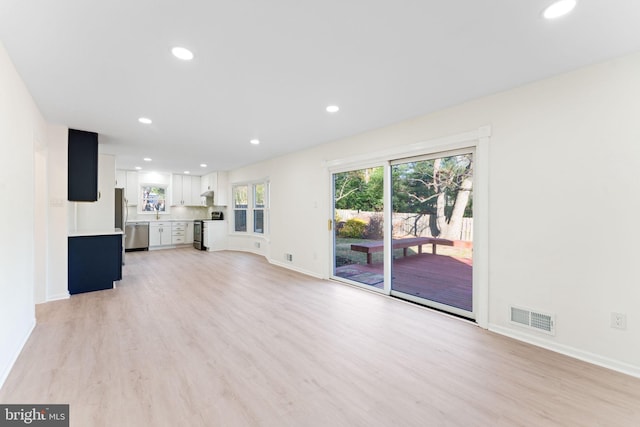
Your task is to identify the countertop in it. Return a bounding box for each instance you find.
[126,218,207,223]
[69,228,124,237]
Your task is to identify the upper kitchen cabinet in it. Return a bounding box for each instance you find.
[171,174,184,206]
[68,129,98,201]
[200,172,228,206]
[115,170,125,188]
[116,169,138,206]
[189,176,202,204]
[171,174,202,206]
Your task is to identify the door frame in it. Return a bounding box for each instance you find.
[326,126,490,328]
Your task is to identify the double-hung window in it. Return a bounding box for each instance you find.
[253,183,266,234]
[233,181,269,234]
[233,185,248,232]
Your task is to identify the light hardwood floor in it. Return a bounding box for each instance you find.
[2,248,640,426]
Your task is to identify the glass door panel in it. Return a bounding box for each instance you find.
[391,152,474,317]
[332,166,385,290]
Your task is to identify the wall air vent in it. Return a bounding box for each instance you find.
[510,306,555,335]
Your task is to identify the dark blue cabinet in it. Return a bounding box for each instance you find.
[68,128,98,201]
[68,234,122,295]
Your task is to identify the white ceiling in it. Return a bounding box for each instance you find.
[1,0,640,175]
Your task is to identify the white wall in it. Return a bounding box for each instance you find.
[228,51,640,376]
[0,41,41,387]
[46,125,69,302]
[0,43,69,388]
[72,154,115,232]
[33,148,47,304]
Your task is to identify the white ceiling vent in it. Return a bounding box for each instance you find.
[510,306,555,335]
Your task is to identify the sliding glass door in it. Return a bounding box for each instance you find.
[332,166,386,290]
[390,151,474,317]
[331,149,475,319]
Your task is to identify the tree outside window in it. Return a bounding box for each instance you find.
[140,185,167,212]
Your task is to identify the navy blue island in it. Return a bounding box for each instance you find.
[68,229,123,295]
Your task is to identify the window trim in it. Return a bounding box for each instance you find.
[137,183,169,215]
[232,179,269,236]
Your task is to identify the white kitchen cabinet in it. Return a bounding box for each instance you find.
[149,222,172,247]
[185,221,194,244]
[202,222,209,249]
[200,172,228,206]
[171,174,184,206]
[200,174,210,194]
[171,174,202,206]
[171,221,187,245]
[115,169,138,206]
[116,170,126,188]
[205,220,227,251]
[125,171,138,206]
[216,172,228,206]
[189,176,201,205]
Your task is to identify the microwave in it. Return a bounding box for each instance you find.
[211,211,224,220]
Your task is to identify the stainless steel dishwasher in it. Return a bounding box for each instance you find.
[125,222,149,251]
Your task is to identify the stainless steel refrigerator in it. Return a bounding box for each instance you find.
[115,188,126,230]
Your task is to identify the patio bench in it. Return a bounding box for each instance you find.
[350,237,472,264]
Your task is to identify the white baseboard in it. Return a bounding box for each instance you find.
[268,259,324,279]
[489,324,640,379]
[47,292,70,302]
[0,317,36,390]
[224,247,264,257]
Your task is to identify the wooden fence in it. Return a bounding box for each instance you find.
[335,209,473,241]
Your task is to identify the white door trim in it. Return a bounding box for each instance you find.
[327,126,490,328]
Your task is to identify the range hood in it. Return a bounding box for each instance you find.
[200,190,215,198]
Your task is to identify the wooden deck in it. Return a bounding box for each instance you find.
[335,253,473,312]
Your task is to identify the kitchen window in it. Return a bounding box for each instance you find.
[139,185,167,213]
[233,180,269,235]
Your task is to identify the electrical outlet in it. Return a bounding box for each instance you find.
[254,242,261,248]
[611,313,627,330]
[285,253,293,262]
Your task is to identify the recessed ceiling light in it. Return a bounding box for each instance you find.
[135,166,142,170]
[200,163,207,168]
[326,105,340,113]
[250,139,260,145]
[184,171,190,174]
[138,117,152,124]
[543,0,577,19]
[171,46,194,61]
[143,157,152,162]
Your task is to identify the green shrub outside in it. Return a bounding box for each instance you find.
[338,218,367,238]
